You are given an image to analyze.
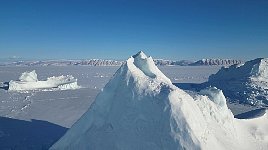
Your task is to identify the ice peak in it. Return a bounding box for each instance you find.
[126,51,171,84]
[244,58,266,67]
[132,51,147,59]
[244,58,268,78]
[200,87,227,108]
[19,70,38,82]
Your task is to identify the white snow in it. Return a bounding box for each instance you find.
[19,70,38,82]
[208,58,268,105]
[199,86,227,108]
[8,70,80,91]
[50,51,268,150]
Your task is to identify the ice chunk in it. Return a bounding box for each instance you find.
[200,87,227,108]
[19,70,38,82]
[251,58,268,78]
[8,71,80,91]
[132,51,157,78]
[208,58,268,106]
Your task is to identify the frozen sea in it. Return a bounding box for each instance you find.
[0,65,259,149]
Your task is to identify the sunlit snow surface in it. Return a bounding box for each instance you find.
[50,52,268,150]
[0,64,264,149]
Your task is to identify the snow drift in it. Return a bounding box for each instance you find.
[51,52,268,150]
[208,58,268,105]
[8,70,80,91]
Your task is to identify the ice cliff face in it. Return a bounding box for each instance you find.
[208,58,268,105]
[51,52,268,150]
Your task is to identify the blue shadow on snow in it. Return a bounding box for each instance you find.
[0,117,67,150]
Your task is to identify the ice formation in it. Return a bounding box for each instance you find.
[19,70,38,82]
[8,70,80,91]
[51,52,268,150]
[208,58,268,105]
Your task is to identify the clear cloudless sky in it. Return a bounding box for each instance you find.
[0,0,267,60]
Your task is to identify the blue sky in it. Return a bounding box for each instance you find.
[0,0,267,60]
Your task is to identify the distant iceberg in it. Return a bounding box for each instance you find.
[8,70,80,91]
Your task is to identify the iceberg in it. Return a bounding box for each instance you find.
[8,70,80,91]
[208,58,268,105]
[51,52,268,150]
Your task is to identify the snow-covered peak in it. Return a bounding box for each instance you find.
[190,58,243,66]
[126,51,172,85]
[132,50,147,59]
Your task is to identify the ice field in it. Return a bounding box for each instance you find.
[0,64,265,149]
[50,52,268,150]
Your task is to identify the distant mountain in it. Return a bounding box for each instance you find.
[0,58,243,66]
[190,59,244,66]
[153,59,194,66]
[5,60,124,66]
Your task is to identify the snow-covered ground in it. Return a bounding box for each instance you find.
[0,61,265,149]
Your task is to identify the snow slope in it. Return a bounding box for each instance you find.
[208,58,268,106]
[51,52,268,150]
[8,70,80,91]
